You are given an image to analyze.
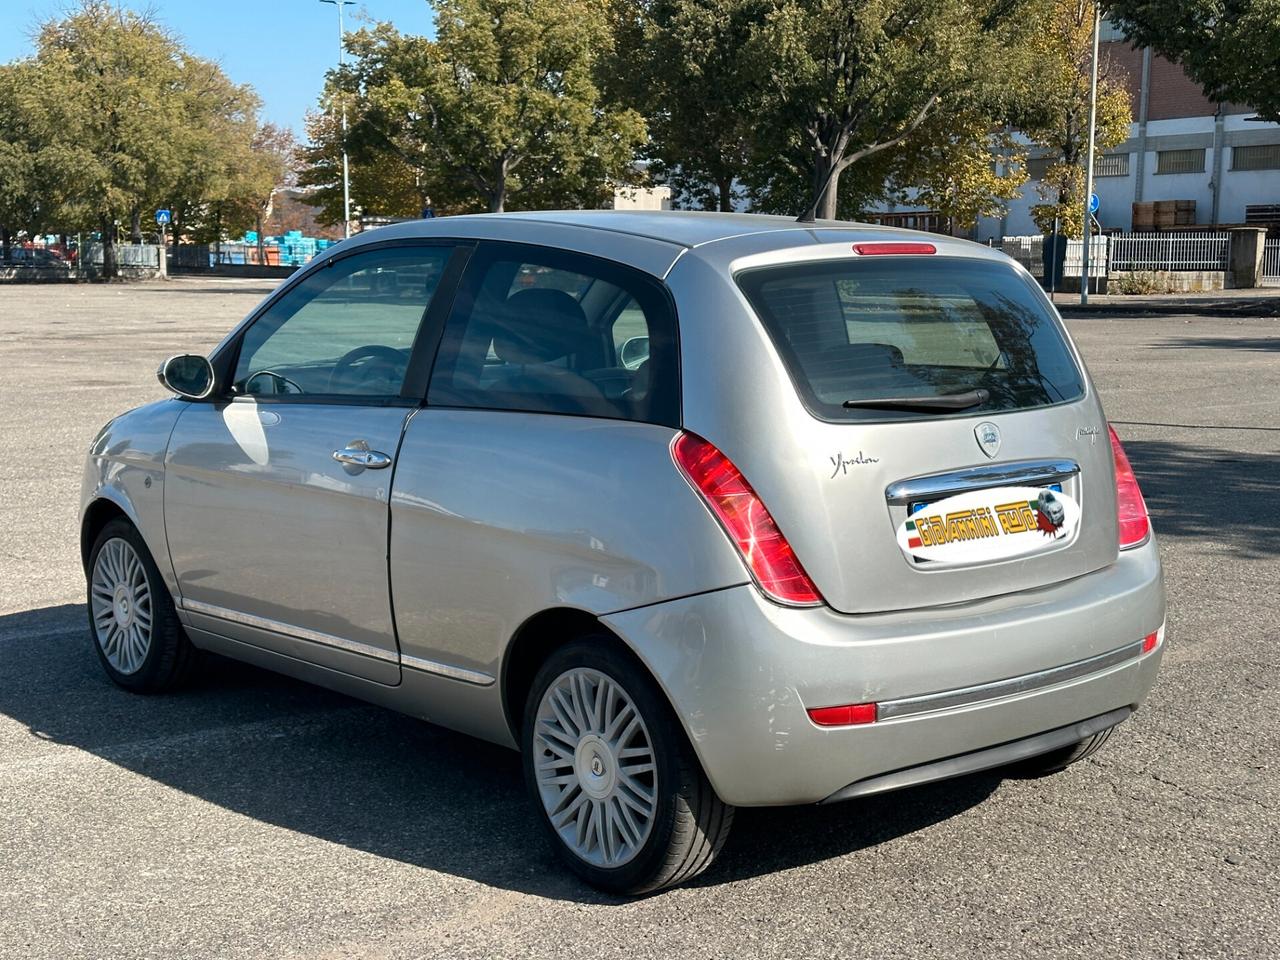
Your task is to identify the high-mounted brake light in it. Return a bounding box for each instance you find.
[808,703,878,726]
[1109,425,1150,549]
[852,242,936,256]
[672,432,824,606]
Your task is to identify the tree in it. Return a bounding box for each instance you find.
[0,2,284,276]
[1023,0,1131,236]
[1105,0,1280,123]
[742,0,1035,221]
[297,107,427,224]
[321,0,647,215]
[613,0,769,211]
[892,115,1028,232]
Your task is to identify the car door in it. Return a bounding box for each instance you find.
[165,242,464,684]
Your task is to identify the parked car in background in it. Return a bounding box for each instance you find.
[80,211,1164,894]
[6,246,72,269]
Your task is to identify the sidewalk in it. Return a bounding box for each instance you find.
[1053,288,1280,318]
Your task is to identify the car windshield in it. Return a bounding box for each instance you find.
[736,256,1085,421]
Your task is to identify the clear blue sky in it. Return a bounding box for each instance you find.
[0,1,435,136]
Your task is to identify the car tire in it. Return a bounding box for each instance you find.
[522,636,734,895]
[1011,726,1116,777]
[86,518,195,693]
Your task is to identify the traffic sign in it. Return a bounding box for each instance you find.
[155,209,172,225]
[1088,193,1100,215]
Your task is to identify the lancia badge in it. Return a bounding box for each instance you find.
[975,421,1001,459]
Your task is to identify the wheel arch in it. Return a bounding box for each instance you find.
[501,606,685,748]
[80,495,134,571]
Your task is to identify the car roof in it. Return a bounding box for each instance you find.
[341,210,1009,279]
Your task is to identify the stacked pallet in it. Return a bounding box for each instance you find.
[1133,200,1196,230]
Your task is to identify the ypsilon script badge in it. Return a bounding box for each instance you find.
[974,421,1001,459]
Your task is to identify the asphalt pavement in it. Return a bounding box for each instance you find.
[0,278,1276,959]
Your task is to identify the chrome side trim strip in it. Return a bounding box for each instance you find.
[885,458,1080,504]
[179,598,400,665]
[401,654,495,687]
[876,640,1146,720]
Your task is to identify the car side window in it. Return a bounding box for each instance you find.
[427,246,679,426]
[232,246,452,399]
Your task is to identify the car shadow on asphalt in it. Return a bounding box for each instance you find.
[1122,438,1280,559]
[2,603,1000,902]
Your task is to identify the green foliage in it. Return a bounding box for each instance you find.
[314,0,648,215]
[1023,0,1131,237]
[1106,0,1280,123]
[0,1,290,274]
[612,0,770,211]
[741,0,1038,220]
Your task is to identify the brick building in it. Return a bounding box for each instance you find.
[871,19,1280,238]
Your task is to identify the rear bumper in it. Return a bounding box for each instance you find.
[603,539,1164,807]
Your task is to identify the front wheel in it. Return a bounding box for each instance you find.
[87,518,195,692]
[522,638,734,895]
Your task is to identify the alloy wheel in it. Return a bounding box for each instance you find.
[90,537,153,675]
[533,667,658,868]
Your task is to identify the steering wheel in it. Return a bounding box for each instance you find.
[243,370,305,395]
[327,344,409,393]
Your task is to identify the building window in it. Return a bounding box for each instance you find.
[1094,153,1130,177]
[866,211,948,234]
[1025,157,1052,181]
[1232,144,1280,171]
[1155,149,1206,175]
[1098,18,1128,43]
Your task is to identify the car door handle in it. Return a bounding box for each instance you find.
[333,440,393,470]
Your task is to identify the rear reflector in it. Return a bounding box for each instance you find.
[671,432,824,606]
[1142,625,1165,654]
[853,242,936,256]
[1109,425,1150,549]
[808,703,878,726]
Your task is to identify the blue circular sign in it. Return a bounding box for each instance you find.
[1088,193,1100,215]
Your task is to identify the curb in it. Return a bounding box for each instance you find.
[1058,300,1280,319]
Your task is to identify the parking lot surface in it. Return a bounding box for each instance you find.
[1,278,1276,959]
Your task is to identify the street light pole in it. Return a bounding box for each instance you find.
[320,0,355,239]
[1080,3,1101,305]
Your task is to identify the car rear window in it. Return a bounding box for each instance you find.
[736,256,1085,421]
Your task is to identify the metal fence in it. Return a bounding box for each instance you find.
[84,243,163,268]
[1108,231,1230,272]
[1262,239,1280,288]
[1000,235,1107,279]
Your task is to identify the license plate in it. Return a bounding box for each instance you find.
[908,482,1061,518]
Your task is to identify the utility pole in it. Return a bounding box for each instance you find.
[1080,3,1101,305]
[320,0,355,239]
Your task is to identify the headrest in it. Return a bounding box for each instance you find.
[491,288,591,365]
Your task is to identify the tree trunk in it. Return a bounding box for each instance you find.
[99,217,118,279]
[813,152,841,221]
[717,178,734,212]
[129,207,142,245]
[489,158,508,213]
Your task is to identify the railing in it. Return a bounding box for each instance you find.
[999,235,1107,278]
[84,243,162,268]
[1108,231,1230,272]
[1262,239,1280,288]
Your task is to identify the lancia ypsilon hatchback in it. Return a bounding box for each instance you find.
[81,211,1164,893]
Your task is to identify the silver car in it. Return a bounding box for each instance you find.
[80,212,1164,894]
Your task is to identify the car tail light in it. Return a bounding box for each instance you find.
[852,241,936,256]
[808,703,878,726]
[1109,425,1150,549]
[671,432,824,606]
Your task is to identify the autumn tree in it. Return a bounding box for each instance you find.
[1023,0,1131,236]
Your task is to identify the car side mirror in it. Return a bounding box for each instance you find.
[157,354,216,400]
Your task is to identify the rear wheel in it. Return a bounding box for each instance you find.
[87,518,195,693]
[1011,726,1116,777]
[522,637,733,895]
